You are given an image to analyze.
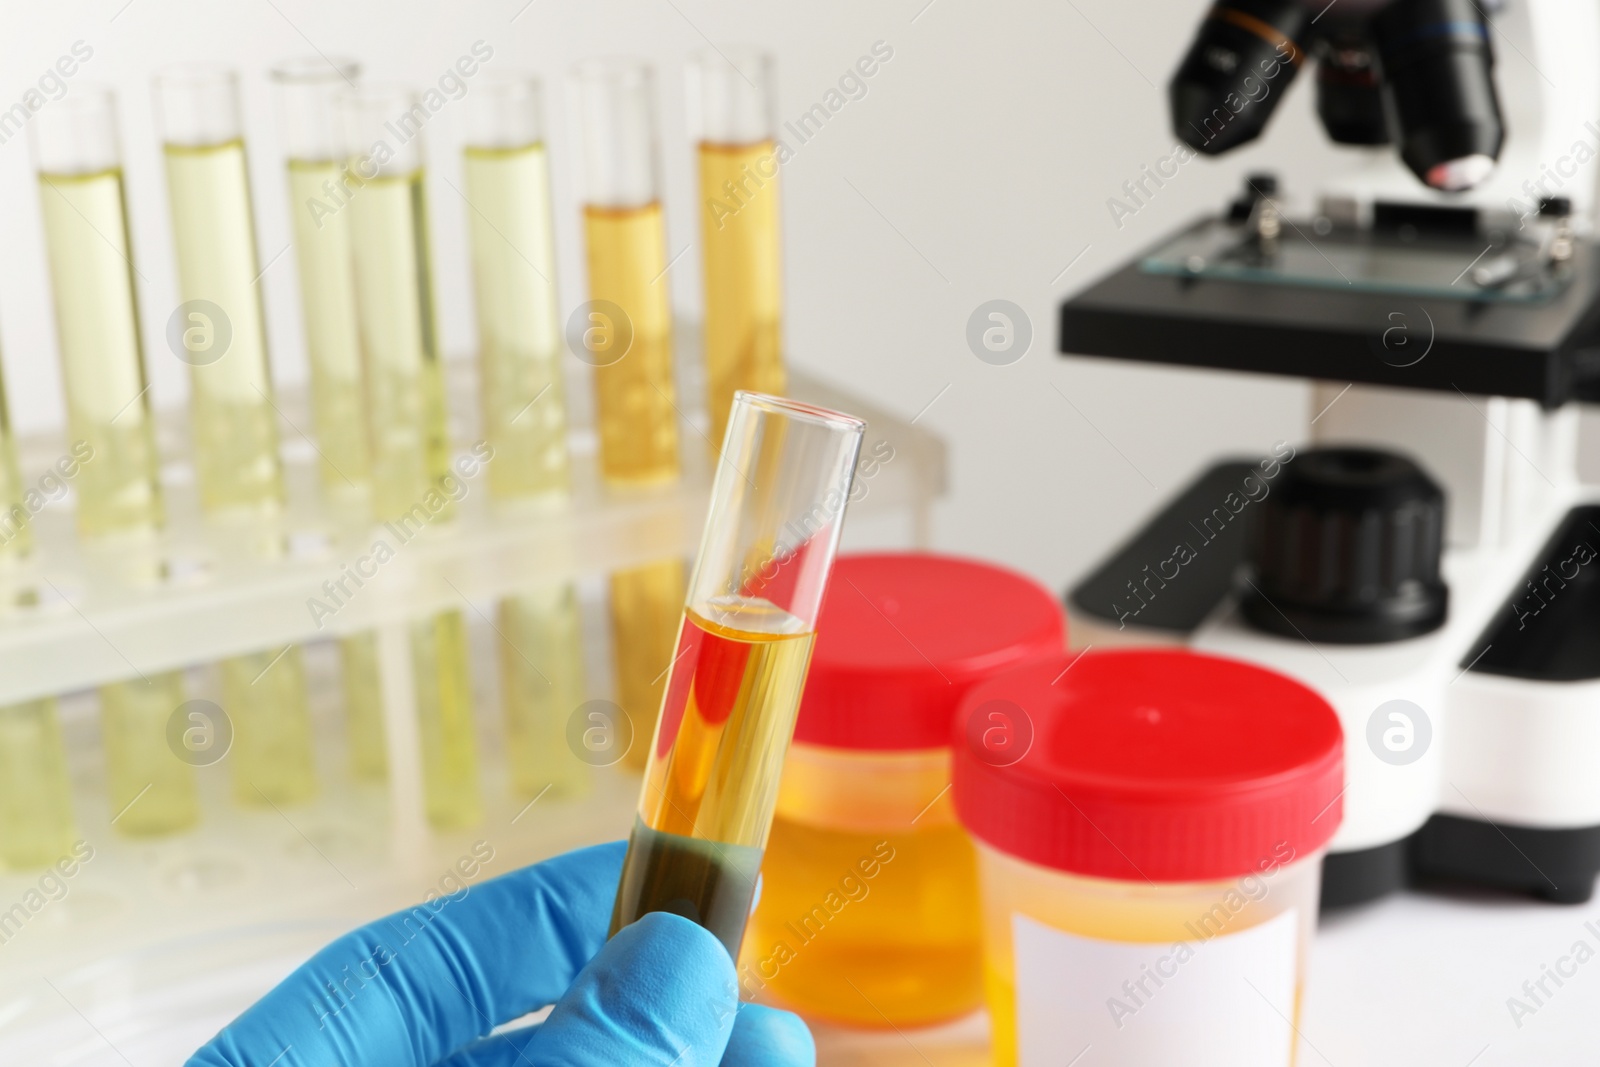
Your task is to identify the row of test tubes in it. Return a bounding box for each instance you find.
[0,51,788,870]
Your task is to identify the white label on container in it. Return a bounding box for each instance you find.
[1012,907,1297,1067]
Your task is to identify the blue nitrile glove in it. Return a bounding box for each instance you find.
[187,841,813,1067]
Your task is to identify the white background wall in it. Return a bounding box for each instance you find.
[0,0,1593,596]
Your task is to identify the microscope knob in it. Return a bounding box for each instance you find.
[1242,447,1448,643]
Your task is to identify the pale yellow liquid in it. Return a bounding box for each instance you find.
[285,161,383,763]
[345,167,478,822]
[498,586,588,799]
[700,141,786,446]
[0,698,77,869]
[584,203,679,485]
[638,600,815,847]
[463,144,583,797]
[100,672,199,836]
[162,139,284,515]
[37,168,163,537]
[165,140,315,803]
[346,169,451,521]
[286,158,370,489]
[340,632,387,780]
[464,143,569,500]
[223,645,316,805]
[612,560,688,771]
[412,610,482,829]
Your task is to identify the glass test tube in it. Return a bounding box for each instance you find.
[272,57,386,781]
[154,67,315,807]
[462,77,588,799]
[33,88,198,835]
[573,60,687,770]
[340,86,482,829]
[688,49,787,446]
[611,392,864,959]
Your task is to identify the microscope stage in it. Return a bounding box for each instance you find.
[1060,216,1600,407]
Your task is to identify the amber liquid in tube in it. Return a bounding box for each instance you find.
[583,202,679,485]
[700,140,785,445]
[611,598,816,957]
[584,199,685,767]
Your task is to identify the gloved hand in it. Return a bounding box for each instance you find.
[187,841,813,1067]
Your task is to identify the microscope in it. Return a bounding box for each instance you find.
[1062,0,1600,907]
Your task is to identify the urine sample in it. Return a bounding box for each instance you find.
[155,67,315,806]
[153,66,284,514]
[33,90,199,835]
[572,59,679,485]
[341,86,481,827]
[747,553,1066,1027]
[952,651,1342,1066]
[271,57,369,492]
[272,57,385,778]
[688,49,786,446]
[32,87,163,538]
[463,76,569,501]
[611,392,864,959]
[573,61,688,768]
[460,77,588,799]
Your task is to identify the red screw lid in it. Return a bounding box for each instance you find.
[796,553,1065,751]
[951,649,1344,883]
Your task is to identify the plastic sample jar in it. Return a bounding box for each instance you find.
[742,552,1065,1027]
[953,649,1343,1067]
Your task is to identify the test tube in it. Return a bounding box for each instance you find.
[271,57,386,781]
[340,86,482,829]
[611,391,864,958]
[33,89,198,835]
[688,49,787,446]
[270,57,369,492]
[154,66,315,807]
[462,77,588,799]
[573,60,688,769]
[32,87,163,538]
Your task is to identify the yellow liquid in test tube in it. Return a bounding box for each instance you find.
[348,171,452,518]
[464,143,569,499]
[613,600,816,957]
[286,158,370,489]
[462,139,588,797]
[347,165,481,827]
[700,140,785,445]
[163,136,316,807]
[584,201,685,767]
[284,159,385,777]
[37,168,163,537]
[584,203,679,486]
[38,165,200,834]
[162,139,284,513]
